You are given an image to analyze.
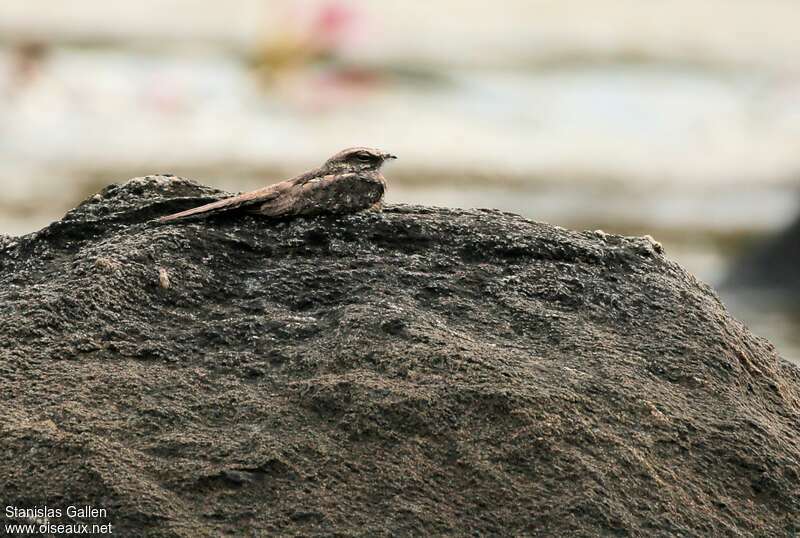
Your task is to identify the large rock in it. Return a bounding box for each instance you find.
[1,176,799,536]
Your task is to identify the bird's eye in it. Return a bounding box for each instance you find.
[356,153,374,162]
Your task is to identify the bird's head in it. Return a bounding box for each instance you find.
[323,147,397,173]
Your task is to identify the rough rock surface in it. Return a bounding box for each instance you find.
[1,176,799,537]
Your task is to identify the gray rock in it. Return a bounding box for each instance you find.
[1,177,799,536]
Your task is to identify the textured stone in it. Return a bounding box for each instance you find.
[1,176,799,536]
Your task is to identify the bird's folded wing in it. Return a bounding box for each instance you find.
[254,172,374,217]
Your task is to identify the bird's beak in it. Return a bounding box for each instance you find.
[383,153,398,160]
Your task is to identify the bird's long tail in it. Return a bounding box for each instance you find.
[158,196,249,222]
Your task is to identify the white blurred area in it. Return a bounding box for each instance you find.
[1,1,800,248]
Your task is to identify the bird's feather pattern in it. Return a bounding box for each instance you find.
[254,172,384,217]
[157,147,391,223]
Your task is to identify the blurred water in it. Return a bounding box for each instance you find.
[4,47,800,179]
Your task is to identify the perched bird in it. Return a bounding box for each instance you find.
[158,147,396,222]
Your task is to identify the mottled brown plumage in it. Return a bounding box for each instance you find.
[158,147,396,223]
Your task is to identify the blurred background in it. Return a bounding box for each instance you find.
[1,0,798,362]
